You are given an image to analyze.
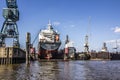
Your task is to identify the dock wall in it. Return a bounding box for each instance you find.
[0,47,26,64]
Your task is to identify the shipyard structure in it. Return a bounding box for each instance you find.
[0,0,26,64]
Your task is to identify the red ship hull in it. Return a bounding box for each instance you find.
[38,42,61,59]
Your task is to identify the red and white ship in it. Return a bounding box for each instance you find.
[38,22,61,59]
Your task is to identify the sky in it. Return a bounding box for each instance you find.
[0,0,120,52]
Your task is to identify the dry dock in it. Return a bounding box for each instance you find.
[0,47,26,64]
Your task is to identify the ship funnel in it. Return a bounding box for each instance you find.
[65,35,69,44]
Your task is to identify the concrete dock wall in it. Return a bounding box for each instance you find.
[0,47,26,64]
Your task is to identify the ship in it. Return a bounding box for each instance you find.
[64,35,76,60]
[38,22,61,59]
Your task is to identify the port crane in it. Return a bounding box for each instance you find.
[0,0,19,47]
[84,16,91,53]
[84,35,89,53]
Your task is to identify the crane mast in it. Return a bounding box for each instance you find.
[84,35,89,53]
[0,0,19,47]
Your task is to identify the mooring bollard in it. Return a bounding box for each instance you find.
[26,32,31,65]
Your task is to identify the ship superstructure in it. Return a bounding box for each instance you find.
[38,22,61,59]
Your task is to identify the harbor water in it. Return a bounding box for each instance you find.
[0,60,120,80]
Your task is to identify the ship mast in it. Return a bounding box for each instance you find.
[48,20,53,30]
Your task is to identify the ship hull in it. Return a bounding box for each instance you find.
[38,42,61,59]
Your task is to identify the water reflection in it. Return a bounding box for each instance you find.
[0,61,120,80]
[84,61,120,80]
[0,64,19,80]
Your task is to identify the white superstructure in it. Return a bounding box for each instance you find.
[39,22,60,43]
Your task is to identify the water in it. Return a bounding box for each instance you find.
[0,60,120,80]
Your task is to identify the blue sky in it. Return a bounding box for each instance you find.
[0,0,120,52]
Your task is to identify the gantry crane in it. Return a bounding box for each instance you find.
[0,0,19,47]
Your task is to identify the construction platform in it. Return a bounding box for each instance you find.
[0,47,26,64]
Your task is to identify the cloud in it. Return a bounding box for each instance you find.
[113,26,120,33]
[105,39,120,47]
[53,21,60,26]
[105,40,116,43]
[105,39,120,43]
[70,25,75,28]
[63,25,76,28]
